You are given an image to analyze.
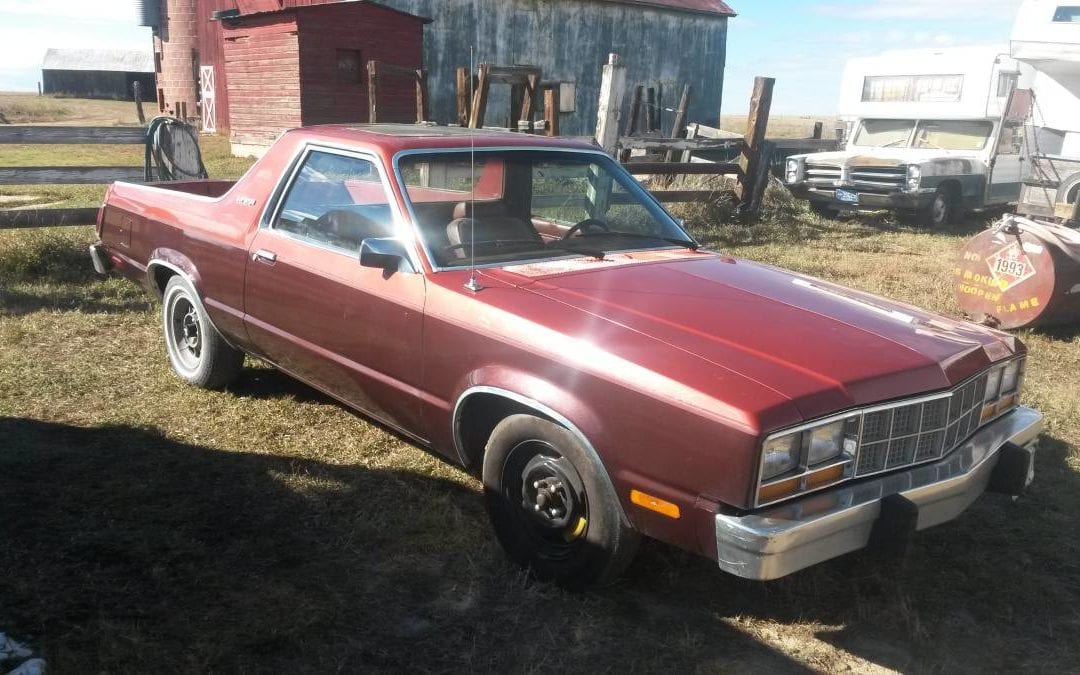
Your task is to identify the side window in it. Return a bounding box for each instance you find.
[273,150,394,253]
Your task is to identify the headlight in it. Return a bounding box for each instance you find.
[785,159,800,184]
[806,420,845,465]
[984,367,1002,401]
[1001,360,1021,393]
[906,165,921,191]
[761,433,800,480]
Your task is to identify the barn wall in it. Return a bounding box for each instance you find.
[222,14,303,147]
[41,70,156,100]
[378,0,728,135]
[296,3,425,126]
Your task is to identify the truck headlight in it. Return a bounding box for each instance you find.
[785,158,800,184]
[1001,360,1021,394]
[761,433,800,480]
[906,165,922,191]
[806,420,847,465]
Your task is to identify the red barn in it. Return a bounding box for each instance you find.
[147,0,428,155]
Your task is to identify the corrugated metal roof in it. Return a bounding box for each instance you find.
[42,48,155,73]
[606,0,735,16]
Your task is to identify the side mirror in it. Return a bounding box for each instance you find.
[359,237,414,274]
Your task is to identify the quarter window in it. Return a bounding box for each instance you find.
[273,150,394,253]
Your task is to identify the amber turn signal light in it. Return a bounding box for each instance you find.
[630,489,681,519]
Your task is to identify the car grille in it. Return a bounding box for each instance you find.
[850,165,906,192]
[854,372,989,478]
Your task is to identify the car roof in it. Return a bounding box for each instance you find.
[284,124,601,155]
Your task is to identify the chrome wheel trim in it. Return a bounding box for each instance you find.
[164,287,202,376]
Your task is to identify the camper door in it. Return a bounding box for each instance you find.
[988,88,1033,203]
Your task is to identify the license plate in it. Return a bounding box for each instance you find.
[835,189,859,204]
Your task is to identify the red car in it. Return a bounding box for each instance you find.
[92,125,1042,587]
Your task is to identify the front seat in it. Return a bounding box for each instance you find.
[444,201,542,259]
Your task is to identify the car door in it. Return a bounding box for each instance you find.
[243,146,428,437]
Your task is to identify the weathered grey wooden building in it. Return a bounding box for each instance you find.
[378,0,735,134]
[41,49,156,100]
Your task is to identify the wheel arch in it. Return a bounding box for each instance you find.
[146,249,202,300]
[451,385,630,525]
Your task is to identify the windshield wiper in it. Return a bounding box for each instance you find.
[580,231,700,250]
[549,241,606,260]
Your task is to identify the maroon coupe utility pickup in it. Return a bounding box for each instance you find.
[92,125,1042,587]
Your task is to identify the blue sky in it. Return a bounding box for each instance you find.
[0,0,1024,114]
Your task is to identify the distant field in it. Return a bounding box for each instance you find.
[720,114,840,139]
[1,93,1078,673]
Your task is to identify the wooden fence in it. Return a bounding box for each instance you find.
[0,125,146,229]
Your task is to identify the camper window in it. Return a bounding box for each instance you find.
[1052,6,1080,22]
[853,120,915,147]
[912,120,993,151]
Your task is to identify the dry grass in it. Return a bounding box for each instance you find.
[0,92,142,126]
[1,99,1079,672]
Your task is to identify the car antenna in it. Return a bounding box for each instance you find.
[463,45,483,293]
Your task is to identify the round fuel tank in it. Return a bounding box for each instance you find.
[954,217,1080,330]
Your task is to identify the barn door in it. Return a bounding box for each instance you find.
[199,65,216,133]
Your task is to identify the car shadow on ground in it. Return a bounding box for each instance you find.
[0,417,812,673]
[3,412,1078,672]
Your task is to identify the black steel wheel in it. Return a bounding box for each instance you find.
[483,414,639,589]
[162,275,243,389]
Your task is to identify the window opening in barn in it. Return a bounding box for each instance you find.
[337,49,363,84]
[861,74,964,103]
[1052,6,1080,22]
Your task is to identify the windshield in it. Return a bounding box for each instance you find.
[853,119,993,150]
[397,150,695,268]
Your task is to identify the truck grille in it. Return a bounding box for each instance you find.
[805,162,841,186]
[854,372,989,477]
[850,166,906,192]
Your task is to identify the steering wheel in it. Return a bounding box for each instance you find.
[561,218,611,240]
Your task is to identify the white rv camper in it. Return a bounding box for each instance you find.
[1011,0,1080,219]
[785,46,1032,225]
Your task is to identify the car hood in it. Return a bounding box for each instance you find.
[485,251,1018,426]
[803,148,980,167]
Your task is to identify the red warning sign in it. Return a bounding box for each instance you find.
[985,242,1036,292]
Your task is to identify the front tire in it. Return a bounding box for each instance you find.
[917,187,957,227]
[483,414,640,589]
[162,275,243,389]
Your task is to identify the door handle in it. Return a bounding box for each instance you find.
[252,249,277,264]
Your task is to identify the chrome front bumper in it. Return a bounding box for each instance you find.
[715,406,1043,580]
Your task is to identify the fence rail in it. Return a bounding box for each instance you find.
[0,125,147,230]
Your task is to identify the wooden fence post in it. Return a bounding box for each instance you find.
[736,76,775,213]
[663,84,692,163]
[645,87,656,132]
[543,84,560,137]
[594,53,627,155]
[415,69,429,124]
[812,121,823,139]
[367,61,379,123]
[468,63,491,129]
[456,67,470,126]
[133,81,146,125]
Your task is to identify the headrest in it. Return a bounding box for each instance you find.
[452,200,508,220]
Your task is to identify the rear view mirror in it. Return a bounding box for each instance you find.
[359,237,414,274]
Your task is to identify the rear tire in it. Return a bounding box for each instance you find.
[482,414,639,589]
[162,275,243,389]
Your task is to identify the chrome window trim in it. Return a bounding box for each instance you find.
[258,142,422,273]
[390,145,696,273]
[753,356,1026,508]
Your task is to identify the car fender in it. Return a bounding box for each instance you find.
[146,247,203,299]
